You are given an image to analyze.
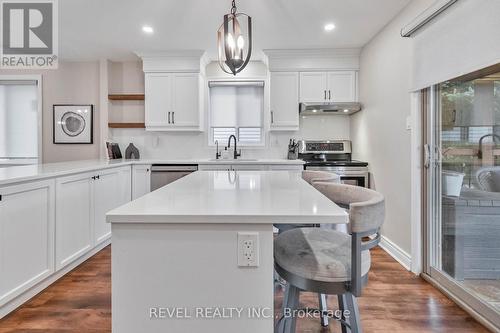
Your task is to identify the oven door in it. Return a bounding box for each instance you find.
[305,166,369,188]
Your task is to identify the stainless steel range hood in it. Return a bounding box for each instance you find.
[299,102,362,116]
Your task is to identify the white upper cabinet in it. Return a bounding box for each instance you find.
[270,72,299,130]
[327,71,357,102]
[140,51,207,132]
[299,71,357,103]
[299,72,328,102]
[172,73,201,127]
[145,73,202,131]
[145,73,172,128]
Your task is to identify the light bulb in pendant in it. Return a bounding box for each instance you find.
[237,35,245,49]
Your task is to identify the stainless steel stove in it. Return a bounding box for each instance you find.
[298,140,370,188]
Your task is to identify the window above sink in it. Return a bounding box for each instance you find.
[208,81,264,147]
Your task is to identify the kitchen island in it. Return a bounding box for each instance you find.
[106,170,347,333]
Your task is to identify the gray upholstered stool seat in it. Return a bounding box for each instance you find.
[275,182,385,333]
[275,228,370,284]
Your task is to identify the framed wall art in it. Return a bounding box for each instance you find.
[53,104,94,144]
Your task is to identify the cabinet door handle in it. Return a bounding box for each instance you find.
[91,176,95,180]
[329,90,331,100]
[168,112,171,124]
[0,194,2,201]
[324,90,327,100]
[271,111,274,124]
[172,112,175,124]
[96,175,100,180]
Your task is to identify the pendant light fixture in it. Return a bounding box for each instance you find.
[217,0,252,75]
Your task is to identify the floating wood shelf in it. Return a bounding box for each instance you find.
[108,122,145,129]
[108,94,144,101]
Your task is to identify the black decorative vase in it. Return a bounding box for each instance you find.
[125,143,140,159]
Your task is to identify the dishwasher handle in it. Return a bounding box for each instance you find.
[151,165,198,172]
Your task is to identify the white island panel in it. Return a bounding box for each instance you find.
[112,223,274,333]
[108,170,346,333]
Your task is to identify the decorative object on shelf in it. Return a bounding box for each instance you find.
[125,143,140,159]
[105,141,122,160]
[53,105,93,144]
[217,0,252,75]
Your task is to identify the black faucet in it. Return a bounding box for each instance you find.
[227,135,241,159]
[478,133,500,159]
[215,140,221,160]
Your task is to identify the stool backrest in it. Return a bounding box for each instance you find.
[313,182,385,233]
[302,170,340,185]
[313,182,385,296]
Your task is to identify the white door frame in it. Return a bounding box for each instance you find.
[0,74,43,163]
[410,91,423,275]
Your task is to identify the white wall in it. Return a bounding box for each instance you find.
[0,62,101,163]
[350,0,434,255]
[111,115,350,160]
[110,61,351,159]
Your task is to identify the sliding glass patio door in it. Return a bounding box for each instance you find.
[424,70,500,328]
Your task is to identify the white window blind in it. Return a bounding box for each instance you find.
[411,0,500,91]
[0,80,38,159]
[209,81,264,145]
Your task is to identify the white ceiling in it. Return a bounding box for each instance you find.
[59,0,411,61]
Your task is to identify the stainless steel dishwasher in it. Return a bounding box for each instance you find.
[150,164,198,191]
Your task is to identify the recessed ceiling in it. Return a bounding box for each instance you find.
[59,0,411,61]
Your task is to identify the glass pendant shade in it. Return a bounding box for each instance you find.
[217,1,252,75]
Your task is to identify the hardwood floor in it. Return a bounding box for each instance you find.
[0,246,490,333]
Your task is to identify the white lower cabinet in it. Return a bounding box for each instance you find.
[55,172,94,270]
[268,165,303,171]
[0,179,55,306]
[231,164,266,171]
[132,165,151,199]
[0,165,131,315]
[93,168,124,245]
[56,166,132,270]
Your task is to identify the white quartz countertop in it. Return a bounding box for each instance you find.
[0,158,304,186]
[106,170,348,224]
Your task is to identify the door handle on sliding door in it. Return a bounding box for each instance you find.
[168,112,171,124]
[424,144,431,169]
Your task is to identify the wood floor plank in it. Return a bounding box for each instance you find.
[0,246,491,332]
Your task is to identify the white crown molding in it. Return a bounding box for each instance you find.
[135,50,206,59]
[263,48,361,59]
[262,48,361,72]
[135,50,209,73]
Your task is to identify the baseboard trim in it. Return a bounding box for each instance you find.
[379,235,412,271]
[0,240,110,319]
